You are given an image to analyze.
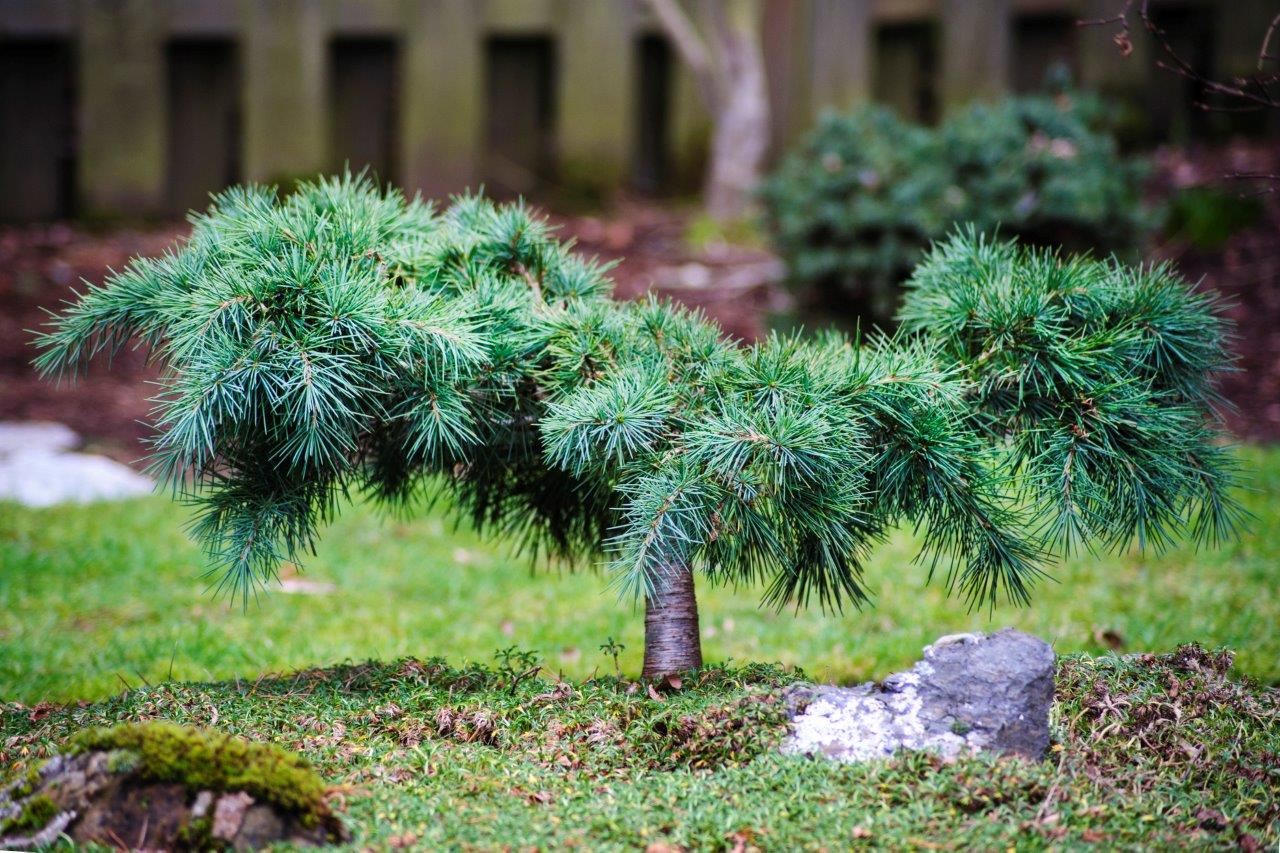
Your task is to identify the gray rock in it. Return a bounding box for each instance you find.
[236,804,287,848]
[0,449,152,507]
[783,629,1055,762]
[212,791,255,842]
[0,422,79,456]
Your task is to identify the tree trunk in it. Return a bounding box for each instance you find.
[703,0,770,221]
[642,561,703,679]
[644,0,770,222]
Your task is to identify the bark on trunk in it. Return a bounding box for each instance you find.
[703,1,770,222]
[644,0,770,222]
[642,561,703,679]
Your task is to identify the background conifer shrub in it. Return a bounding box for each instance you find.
[939,95,1150,256]
[760,92,1151,325]
[756,106,949,322]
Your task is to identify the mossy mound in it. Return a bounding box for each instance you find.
[0,722,345,850]
[70,722,329,824]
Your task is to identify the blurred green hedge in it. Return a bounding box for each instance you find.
[760,92,1152,326]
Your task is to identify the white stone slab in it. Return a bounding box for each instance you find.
[0,422,80,456]
[0,449,153,507]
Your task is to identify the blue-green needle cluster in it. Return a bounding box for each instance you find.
[35,176,1240,613]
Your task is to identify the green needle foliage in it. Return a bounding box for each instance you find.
[35,175,1239,620]
[899,231,1241,556]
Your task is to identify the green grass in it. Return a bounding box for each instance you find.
[1,649,1275,849]
[1,447,1277,705]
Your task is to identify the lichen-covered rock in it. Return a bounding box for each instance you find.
[783,629,1055,762]
[0,723,346,850]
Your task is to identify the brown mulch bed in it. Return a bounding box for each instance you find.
[549,201,786,343]
[0,223,182,460]
[1,147,1277,463]
[1148,142,1280,444]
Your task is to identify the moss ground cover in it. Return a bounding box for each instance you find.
[70,722,332,823]
[0,447,1275,847]
[1,648,1275,849]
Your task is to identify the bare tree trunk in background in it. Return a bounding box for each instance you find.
[645,0,770,221]
[642,560,704,679]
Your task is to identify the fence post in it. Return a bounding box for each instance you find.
[940,0,1011,112]
[401,0,482,199]
[241,0,326,184]
[79,0,166,217]
[557,0,635,195]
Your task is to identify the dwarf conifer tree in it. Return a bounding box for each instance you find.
[37,176,1240,678]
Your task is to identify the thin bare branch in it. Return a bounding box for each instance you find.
[1076,0,1134,30]
[643,0,720,110]
[1230,171,1280,195]
[1260,12,1280,71]
[1081,1,1280,114]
